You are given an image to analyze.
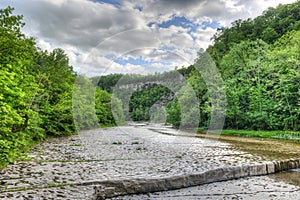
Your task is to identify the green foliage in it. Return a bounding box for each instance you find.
[177,84,200,128]
[34,49,76,135]
[129,84,173,121]
[96,74,123,92]
[219,31,300,131]
[97,71,182,94]
[218,130,300,141]
[95,30,300,132]
[266,30,300,130]
[204,0,300,131]
[0,6,124,168]
[166,99,181,127]
[2,2,300,168]
[262,27,278,43]
[0,7,80,167]
[207,1,300,66]
[112,141,122,145]
[73,75,98,130]
[74,76,124,129]
[111,96,125,125]
[0,7,41,166]
[169,2,300,131]
[95,87,124,126]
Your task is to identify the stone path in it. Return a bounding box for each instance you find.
[0,125,300,199]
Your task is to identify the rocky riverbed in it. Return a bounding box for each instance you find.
[1,125,300,199]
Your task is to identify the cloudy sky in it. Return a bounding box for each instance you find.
[0,0,296,76]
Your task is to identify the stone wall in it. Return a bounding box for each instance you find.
[91,159,300,200]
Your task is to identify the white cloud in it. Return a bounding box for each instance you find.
[36,39,53,52]
[192,27,217,49]
[124,63,150,75]
[0,0,296,76]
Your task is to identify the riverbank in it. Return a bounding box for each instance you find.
[197,128,300,142]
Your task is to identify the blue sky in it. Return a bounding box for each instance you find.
[150,15,221,31]
[91,0,121,8]
[148,15,221,40]
[0,0,296,76]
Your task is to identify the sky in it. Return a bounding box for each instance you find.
[0,0,296,77]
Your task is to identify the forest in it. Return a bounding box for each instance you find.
[97,1,300,131]
[1,1,300,167]
[0,7,118,167]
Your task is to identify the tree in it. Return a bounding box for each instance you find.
[0,7,79,166]
[266,30,300,130]
[207,1,300,67]
[128,84,173,121]
[33,49,76,135]
[0,7,41,165]
[95,87,122,126]
[166,99,181,127]
[73,75,98,130]
[177,84,200,129]
[262,27,278,43]
[220,40,270,130]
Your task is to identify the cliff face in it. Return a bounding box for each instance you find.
[116,81,165,90]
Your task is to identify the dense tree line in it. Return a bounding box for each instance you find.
[73,75,122,130]
[170,4,300,130]
[207,1,300,67]
[181,31,299,131]
[123,28,300,131]
[0,7,76,166]
[95,70,183,92]
[97,1,300,131]
[0,7,119,167]
[129,84,173,121]
[205,1,300,130]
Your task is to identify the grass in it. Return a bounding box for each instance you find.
[0,182,75,193]
[135,147,147,151]
[69,143,82,147]
[197,128,300,141]
[112,141,122,145]
[131,141,139,145]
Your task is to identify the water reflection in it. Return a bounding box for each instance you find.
[269,169,300,186]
